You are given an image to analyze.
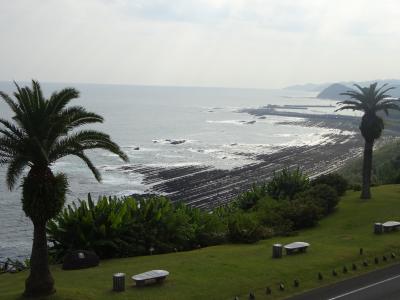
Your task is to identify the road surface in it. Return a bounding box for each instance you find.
[288,263,400,300]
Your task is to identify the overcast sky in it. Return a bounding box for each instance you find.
[1,0,400,88]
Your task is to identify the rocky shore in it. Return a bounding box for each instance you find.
[122,107,398,210]
[127,133,363,210]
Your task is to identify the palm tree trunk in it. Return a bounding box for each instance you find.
[361,140,374,199]
[23,221,55,297]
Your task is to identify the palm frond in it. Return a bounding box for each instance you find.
[47,88,79,116]
[0,118,24,138]
[375,103,400,115]
[49,130,128,163]
[335,105,360,112]
[6,156,29,190]
[1,80,129,189]
[72,151,102,182]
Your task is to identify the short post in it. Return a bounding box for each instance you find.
[374,223,383,234]
[113,273,125,292]
[272,244,283,258]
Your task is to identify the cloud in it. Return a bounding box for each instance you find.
[1,0,400,88]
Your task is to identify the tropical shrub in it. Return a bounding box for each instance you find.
[47,194,226,260]
[235,183,267,210]
[227,213,264,243]
[267,167,310,200]
[285,198,323,228]
[296,184,339,215]
[311,173,348,196]
[47,194,139,259]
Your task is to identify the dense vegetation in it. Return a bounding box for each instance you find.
[3,185,400,300]
[340,140,400,186]
[47,169,345,260]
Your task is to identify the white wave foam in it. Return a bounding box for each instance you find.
[146,162,204,168]
[206,120,248,125]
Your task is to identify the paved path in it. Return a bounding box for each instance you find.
[288,263,400,300]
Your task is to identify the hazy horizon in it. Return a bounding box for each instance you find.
[1,1,400,89]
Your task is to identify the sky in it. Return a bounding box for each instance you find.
[1,0,400,89]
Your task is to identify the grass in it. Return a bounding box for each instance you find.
[2,185,400,300]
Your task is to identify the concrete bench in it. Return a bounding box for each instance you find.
[383,221,400,232]
[284,242,310,255]
[132,270,169,286]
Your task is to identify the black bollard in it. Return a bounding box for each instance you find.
[249,292,255,300]
[359,248,363,255]
[266,287,272,295]
[318,272,323,280]
[343,266,348,274]
[294,279,299,287]
[375,257,379,264]
[332,269,337,276]
[383,255,387,262]
[363,260,368,267]
[352,263,357,271]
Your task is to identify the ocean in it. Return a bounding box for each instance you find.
[0,82,352,260]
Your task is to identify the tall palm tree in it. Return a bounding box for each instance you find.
[0,81,128,297]
[337,82,399,199]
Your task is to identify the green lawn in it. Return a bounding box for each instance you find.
[2,185,400,300]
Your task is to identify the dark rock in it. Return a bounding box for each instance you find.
[134,147,140,150]
[170,140,186,145]
[130,193,159,200]
[62,250,99,270]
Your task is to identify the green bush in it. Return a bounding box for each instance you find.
[311,173,348,196]
[267,167,310,200]
[296,184,339,215]
[256,197,321,233]
[227,213,264,244]
[255,199,294,235]
[235,183,267,211]
[285,199,323,228]
[47,195,226,260]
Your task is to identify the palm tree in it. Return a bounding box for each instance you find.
[0,81,128,297]
[337,82,399,199]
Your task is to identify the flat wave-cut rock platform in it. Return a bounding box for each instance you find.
[129,134,370,210]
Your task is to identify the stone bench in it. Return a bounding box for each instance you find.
[284,242,310,255]
[374,221,400,234]
[132,270,169,286]
[383,221,400,232]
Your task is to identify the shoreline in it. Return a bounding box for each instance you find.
[128,133,364,209]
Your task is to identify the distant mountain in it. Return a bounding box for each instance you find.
[285,79,400,96]
[317,83,350,100]
[284,83,331,92]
